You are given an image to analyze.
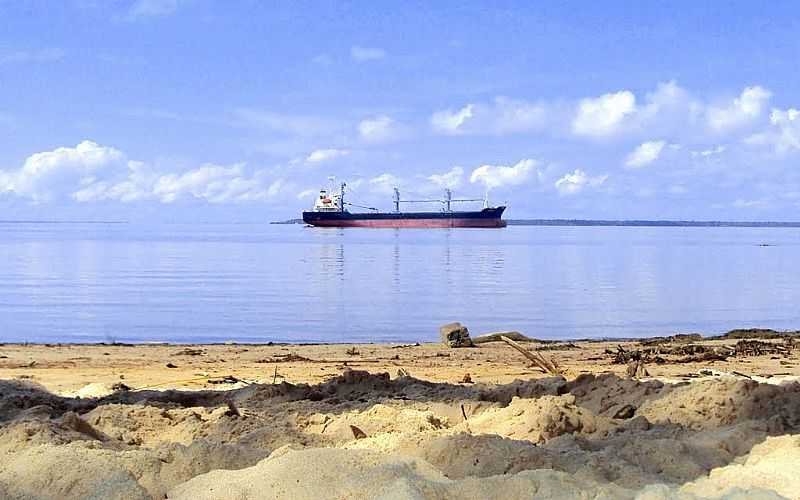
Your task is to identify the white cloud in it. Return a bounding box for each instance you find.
[305,148,349,164]
[128,0,182,19]
[350,46,386,62]
[0,140,287,205]
[0,48,65,65]
[296,188,317,200]
[572,90,636,137]
[554,169,608,195]
[747,108,800,154]
[0,140,126,202]
[691,145,727,158]
[469,159,537,190]
[428,167,463,189]
[369,173,401,194]
[625,140,666,168]
[358,115,399,142]
[430,98,546,136]
[706,86,771,132]
[732,198,768,209]
[430,104,474,135]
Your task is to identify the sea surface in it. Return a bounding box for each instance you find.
[1,222,799,344]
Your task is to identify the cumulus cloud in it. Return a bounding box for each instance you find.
[358,115,399,142]
[0,141,285,205]
[369,173,401,194]
[350,46,386,62]
[0,141,126,202]
[572,90,636,137]
[469,159,537,190]
[430,105,474,135]
[305,148,349,164]
[554,169,608,195]
[706,86,771,132]
[691,145,727,158]
[427,167,463,189]
[625,140,666,168]
[430,98,546,136]
[747,108,800,154]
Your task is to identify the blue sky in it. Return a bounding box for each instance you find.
[2,1,800,221]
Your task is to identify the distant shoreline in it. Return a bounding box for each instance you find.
[273,218,800,228]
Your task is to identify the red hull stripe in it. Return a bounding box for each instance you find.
[307,218,506,228]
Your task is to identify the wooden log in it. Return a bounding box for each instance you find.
[473,331,536,344]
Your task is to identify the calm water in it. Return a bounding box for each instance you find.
[1,222,799,344]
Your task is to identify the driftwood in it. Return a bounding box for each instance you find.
[626,359,649,378]
[472,331,536,344]
[500,336,562,375]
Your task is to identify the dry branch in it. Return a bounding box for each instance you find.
[500,335,562,375]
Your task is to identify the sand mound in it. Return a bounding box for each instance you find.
[680,435,800,499]
[168,448,632,500]
[301,404,449,443]
[462,394,611,443]
[2,370,799,499]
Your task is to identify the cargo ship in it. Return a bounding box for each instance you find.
[302,182,506,228]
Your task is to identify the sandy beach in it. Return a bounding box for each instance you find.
[1,332,799,499]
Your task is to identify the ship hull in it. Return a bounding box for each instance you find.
[303,207,506,228]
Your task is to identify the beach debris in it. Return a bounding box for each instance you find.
[698,369,753,379]
[174,348,205,356]
[257,353,313,363]
[345,347,361,356]
[461,373,473,384]
[500,335,562,375]
[734,339,793,357]
[165,363,178,368]
[626,359,649,379]
[390,343,420,349]
[536,342,580,351]
[472,331,536,344]
[639,333,703,346]
[440,322,474,347]
[396,368,410,378]
[610,344,730,364]
[207,375,241,385]
[349,425,367,439]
